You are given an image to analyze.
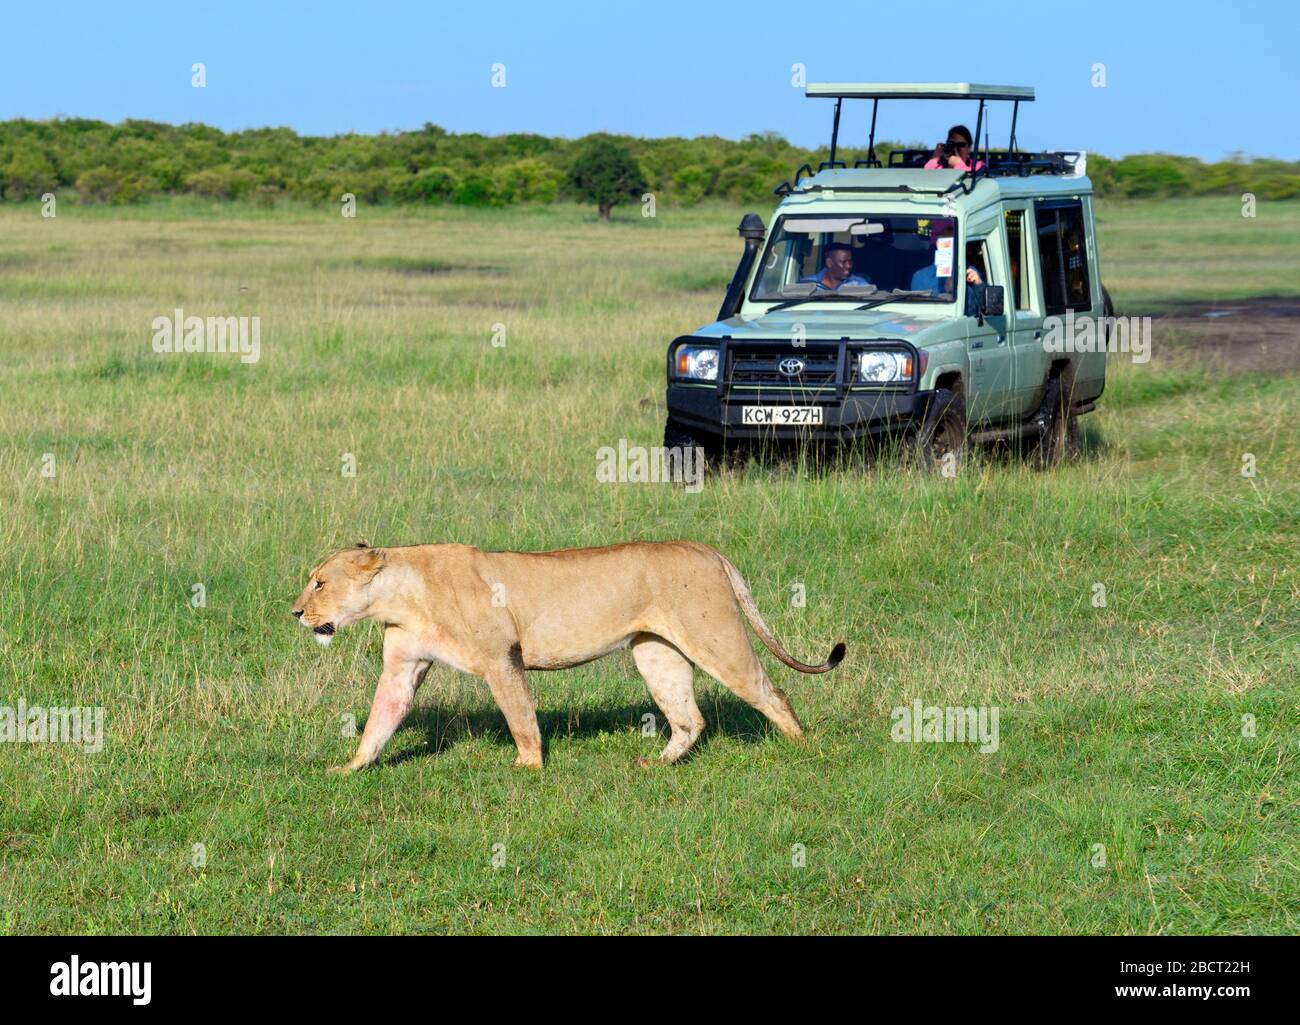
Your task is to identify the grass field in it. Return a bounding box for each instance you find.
[0,195,1295,934]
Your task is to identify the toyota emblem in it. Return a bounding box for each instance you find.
[778,357,805,377]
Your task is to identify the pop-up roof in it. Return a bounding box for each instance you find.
[801,82,1035,174]
[806,82,1034,102]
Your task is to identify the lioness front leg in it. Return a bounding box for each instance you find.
[332,655,428,774]
[483,656,543,769]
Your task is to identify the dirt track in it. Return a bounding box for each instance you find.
[1132,296,1300,373]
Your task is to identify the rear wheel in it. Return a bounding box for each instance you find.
[1030,367,1081,468]
[911,388,966,472]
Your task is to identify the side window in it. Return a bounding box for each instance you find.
[1035,202,1090,314]
[757,237,799,294]
[1004,209,1031,311]
[966,239,992,284]
[965,239,993,317]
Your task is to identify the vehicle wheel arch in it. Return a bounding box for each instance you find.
[931,368,964,395]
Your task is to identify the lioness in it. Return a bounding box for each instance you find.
[293,541,845,771]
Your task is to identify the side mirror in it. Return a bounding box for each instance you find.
[980,285,1005,317]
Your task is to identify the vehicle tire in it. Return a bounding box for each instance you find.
[663,418,721,478]
[1030,367,1081,468]
[911,388,966,472]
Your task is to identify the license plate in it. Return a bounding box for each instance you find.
[742,405,824,426]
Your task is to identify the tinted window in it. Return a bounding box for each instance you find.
[1004,209,1030,311]
[1035,202,1090,314]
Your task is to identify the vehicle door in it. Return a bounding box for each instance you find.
[963,228,1014,423]
[1003,205,1049,416]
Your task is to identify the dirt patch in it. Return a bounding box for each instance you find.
[1133,296,1300,373]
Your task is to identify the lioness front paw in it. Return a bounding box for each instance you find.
[327,764,353,775]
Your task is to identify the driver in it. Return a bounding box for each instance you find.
[799,243,871,291]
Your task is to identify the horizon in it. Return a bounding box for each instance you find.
[2,0,1294,163]
[4,113,1294,166]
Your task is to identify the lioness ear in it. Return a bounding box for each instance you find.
[353,546,385,580]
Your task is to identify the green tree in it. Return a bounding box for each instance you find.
[567,135,647,220]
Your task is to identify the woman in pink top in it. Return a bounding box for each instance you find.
[924,125,984,172]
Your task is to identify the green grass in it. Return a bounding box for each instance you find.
[0,197,1295,934]
[1094,196,1300,307]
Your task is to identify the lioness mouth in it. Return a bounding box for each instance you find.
[313,623,335,635]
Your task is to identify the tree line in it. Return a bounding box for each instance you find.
[1,117,1296,214]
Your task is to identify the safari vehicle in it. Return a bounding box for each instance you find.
[664,83,1113,467]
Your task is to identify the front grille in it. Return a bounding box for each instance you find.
[728,348,839,388]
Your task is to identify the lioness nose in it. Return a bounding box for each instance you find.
[292,608,303,618]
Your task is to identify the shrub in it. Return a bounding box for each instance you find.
[1,151,59,200]
[1111,154,1192,198]
[75,166,144,204]
[672,165,716,205]
[396,166,459,203]
[185,165,258,200]
[453,173,498,206]
[493,158,563,204]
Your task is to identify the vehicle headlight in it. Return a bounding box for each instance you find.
[675,345,719,381]
[858,351,913,383]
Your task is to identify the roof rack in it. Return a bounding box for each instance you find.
[773,81,1048,196]
[887,147,1085,178]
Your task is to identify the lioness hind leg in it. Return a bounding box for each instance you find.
[671,621,805,742]
[630,633,705,764]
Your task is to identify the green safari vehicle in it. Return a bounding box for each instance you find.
[664,82,1113,467]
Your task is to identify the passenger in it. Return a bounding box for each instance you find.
[925,125,985,172]
[910,221,985,315]
[799,243,871,291]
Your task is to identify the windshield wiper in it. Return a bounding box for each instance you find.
[854,289,936,311]
[765,292,875,313]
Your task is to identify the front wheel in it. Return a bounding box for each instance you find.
[664,418,722,479]
[910,389,966,472]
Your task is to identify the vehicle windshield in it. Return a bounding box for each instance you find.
[751,214,959,304]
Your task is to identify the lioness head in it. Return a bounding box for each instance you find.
[292,543,386,646]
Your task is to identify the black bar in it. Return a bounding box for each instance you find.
[829,97,842,165]
[867,98,879,166]
[0,936,1289,1013]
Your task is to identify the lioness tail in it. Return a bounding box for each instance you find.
[715,553,846,674]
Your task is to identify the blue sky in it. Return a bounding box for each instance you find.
[2,0,1294,160]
